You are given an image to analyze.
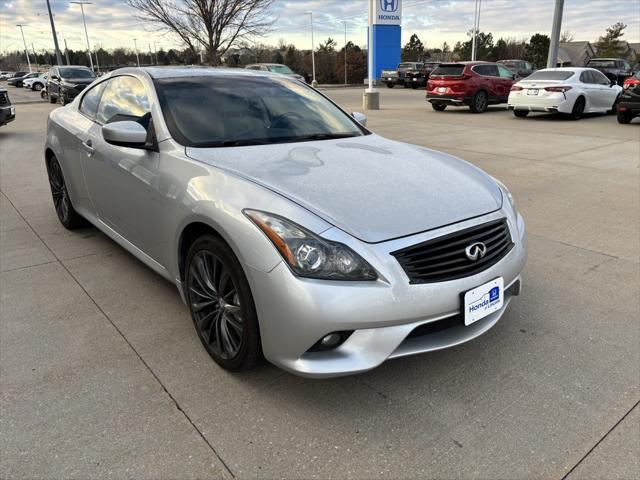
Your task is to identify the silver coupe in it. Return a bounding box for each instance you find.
[45,67,527,378]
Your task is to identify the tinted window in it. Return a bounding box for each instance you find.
[526,70,575,80]
[431,65,465,76]
[154,75,365,147]
[498,65,514,78]
[80,82,107,119]
[474,65,499,76]
[580,71,592,83]
[587,60,616,68]
[96,76,150,124]
[268,65,294,74]
[592,70,611,85]
[59,67,95,79]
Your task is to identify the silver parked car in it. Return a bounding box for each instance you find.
[44,67,527,378]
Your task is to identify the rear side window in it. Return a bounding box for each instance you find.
[96,76,150,124]
[498,65,514,78]
[79,82,107,120]
[431,65,465,77]
[592,70,611,85]
[473,65,499,77]
[579,71,593,83]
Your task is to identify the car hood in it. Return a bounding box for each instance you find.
[185,135,502,243]
[62,77,95,85]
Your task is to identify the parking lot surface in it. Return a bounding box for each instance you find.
[1,87,638,479]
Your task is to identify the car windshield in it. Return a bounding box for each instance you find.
[155,75,366,148]
[526,70,574,80]
[398,63,417,69]
[268,65,294,75]
[431,65,465,77]
[59,67,95,79]
[587,60,616,68]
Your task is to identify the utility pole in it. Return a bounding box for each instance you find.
[16,24,32,72]
[64,38,71,65]
[70,2,94,71]
[343,21,348,85]
[547,0,564,68]
[470,0,482,60]
[45,0,64,65]
[94,45,100,73]
[133,38,141,66]
[31,43,39,70]
[154,42,159,65]
[306,12,317,87]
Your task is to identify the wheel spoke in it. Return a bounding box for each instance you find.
[223,303,240,315]
[192,299,216,312]
[225,313,242,335]
[196,255,216,293]
[219,318,237,355]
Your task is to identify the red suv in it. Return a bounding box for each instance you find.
[426,61,517,113]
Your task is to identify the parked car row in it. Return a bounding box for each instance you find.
[424,62,634,123]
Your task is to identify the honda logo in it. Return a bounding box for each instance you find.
[465,242,487,261]
[380,0,399,13]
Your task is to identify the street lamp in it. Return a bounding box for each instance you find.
[343,21,348,85]
[306,12,317,87]
[70,1,94,71]
[470,0,482,61]
[133,38,141,66]
[16,24,32,72]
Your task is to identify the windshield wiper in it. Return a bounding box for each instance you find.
[194,138,270,148]
[286,132,359,142]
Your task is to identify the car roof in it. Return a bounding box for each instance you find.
[110,66,287,80]
[438,61,495,66]
[587,58,622,61]
[535,67,597,72]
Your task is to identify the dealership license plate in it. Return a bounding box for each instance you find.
[464,277,504,326]
[438,87,447,93]
[527,88,539,95]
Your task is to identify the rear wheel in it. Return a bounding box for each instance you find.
[34,83,43,91]
[470,90,488,113]
[185,235,262,371]
[431,103,447,111]
[47,155,87,229]
[513,110,529,118]
[570,96,585,120]
[386,83,394,89]
[617,110,632,124]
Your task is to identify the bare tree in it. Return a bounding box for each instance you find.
[126,0,275,65]
[560,31,575,43]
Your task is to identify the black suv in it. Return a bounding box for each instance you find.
[585,58,632,86]
[0,87,15,127]
[497,59,536,77]
[617,71,640,124]
[48,66,96,105]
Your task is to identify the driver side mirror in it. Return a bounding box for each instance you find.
[102,121,148,148]
[352,111,367,127]
[610,79,616,87]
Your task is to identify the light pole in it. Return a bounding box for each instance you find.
[16,24,32,72]
[343,21,348,85]
[45,0,64,65]
[306,12,317,87]
[470,0,482,60]
[64,38,71,65]
[70,2,94,71]
[133,38,140,66]
[547,0,564,68]
[32,43,39,70]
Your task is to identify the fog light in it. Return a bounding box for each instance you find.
[307,330,353,352]
[320,333,342,348]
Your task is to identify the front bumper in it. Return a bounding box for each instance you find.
[0,106,15,126]
[245,208,527,378]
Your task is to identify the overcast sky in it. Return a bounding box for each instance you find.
[1,0,638,55]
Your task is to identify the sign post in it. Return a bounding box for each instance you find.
[364,0,402,110]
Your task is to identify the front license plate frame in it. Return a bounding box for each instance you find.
[463,277,504,326]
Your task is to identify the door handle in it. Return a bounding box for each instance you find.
[81,139,95,156]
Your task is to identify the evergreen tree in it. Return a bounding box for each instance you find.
[402,34,425,62]
[594,22,629,58]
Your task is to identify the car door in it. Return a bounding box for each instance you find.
[579,71,600,110]
[82,75,162,259]
[49,68,60,98]
[592,69,619,109]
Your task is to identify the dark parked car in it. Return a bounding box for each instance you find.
[0,87,15,127]
[382,62,427,88]
[498,59,536,77]
[404,61,440,89]
[426,61,517,113]
[48,66,96,105]
[585,58,632,86]
[6,71,31,87]
[617,72,640,124]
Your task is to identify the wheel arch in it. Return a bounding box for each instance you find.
[177,220,228,282]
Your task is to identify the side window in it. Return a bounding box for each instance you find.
[593,70,611,85]
[96,76,150,125]
[79,82,107,120]
[472,65,487,76]
[485,65,500,77]
[498,65,514,78]
[579,71,592,83]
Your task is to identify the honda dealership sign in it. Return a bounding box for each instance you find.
[370,0,402,25]
[368,0,402,80]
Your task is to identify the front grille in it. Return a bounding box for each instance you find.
[0,92,7,106]
[391,219,513,284]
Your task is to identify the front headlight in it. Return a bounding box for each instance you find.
[244,210,378,281]
[493,177,516,210]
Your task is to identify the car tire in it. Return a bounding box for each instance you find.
[570,96,585,120]
[46,155,87,230]
[617,111,632,124]
[185,235,262,371]
[386,83,394,88]
[470,90,488,113]
[59,94,67,106]
[411,83,418,89]
[513,110,529,118]
[49,95,57,104]
[431,103,447,111]
[34,83,43,91]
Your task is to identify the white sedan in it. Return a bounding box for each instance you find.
[23,74,47,91]
[508,67,622,119]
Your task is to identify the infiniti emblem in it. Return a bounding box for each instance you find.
[465,242,487,261]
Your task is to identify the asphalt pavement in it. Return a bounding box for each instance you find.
[1,87,638,479]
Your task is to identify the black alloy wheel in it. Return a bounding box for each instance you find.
[570,96,585,120]
[513,110,529,118]
[470,90,488,113]
[186,236,262,370]
[431,103,447,111]
[47,155,86,229]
